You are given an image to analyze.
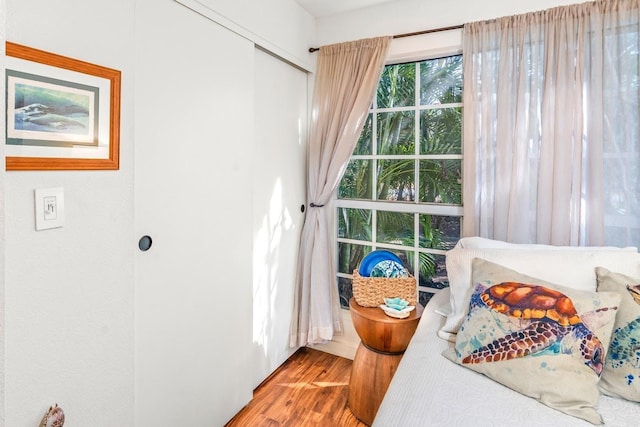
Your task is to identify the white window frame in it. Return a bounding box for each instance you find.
[334,30,465,303]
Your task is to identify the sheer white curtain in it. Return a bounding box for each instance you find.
[290,37,391,347]
[463,0,640,247]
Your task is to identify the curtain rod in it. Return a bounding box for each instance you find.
[308,24,464,53]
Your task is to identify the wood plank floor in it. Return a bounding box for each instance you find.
[225,347,368,427]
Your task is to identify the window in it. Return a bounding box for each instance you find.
[602,26,640,247]
[336,55,463,308]
[463,9,639,248]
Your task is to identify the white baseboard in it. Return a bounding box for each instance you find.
[309,308,359,360]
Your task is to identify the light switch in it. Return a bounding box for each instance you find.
[35,187,65,231]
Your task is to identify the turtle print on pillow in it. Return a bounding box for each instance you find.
[444,259,621,425]
[595,267,640,403]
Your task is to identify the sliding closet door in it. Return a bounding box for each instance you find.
[252,47,308,387]
[134,0,253,425]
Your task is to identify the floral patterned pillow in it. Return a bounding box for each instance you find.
[444,259,620,425]
[595,267,640,403]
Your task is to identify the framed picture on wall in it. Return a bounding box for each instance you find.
[5,42,121,170]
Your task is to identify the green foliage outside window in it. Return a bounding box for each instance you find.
[337,55,464,308]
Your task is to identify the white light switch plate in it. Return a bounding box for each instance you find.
[35,187,65,231]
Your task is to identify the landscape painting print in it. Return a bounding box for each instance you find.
[7,69,98,148]
[5,41,120,171]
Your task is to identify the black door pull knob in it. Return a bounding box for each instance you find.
[138,235,153,252]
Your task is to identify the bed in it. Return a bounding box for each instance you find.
[373,239,640,427]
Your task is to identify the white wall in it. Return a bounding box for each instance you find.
[176,0,317,71]
[315,0,581,47]
[4,1,136,426]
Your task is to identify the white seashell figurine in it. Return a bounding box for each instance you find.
[39,404,65,427]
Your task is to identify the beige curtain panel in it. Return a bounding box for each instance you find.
[290,36,391,347]
[463,0,640,247]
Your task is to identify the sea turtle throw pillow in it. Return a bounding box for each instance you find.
[595,267,640,403]
[444,258,620,425]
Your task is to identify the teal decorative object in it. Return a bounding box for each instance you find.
[370,260,408,278]
[380,297,415,318]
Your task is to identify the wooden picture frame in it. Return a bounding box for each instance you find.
[5,42,121,170]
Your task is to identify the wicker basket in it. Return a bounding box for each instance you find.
[352,269,417,307]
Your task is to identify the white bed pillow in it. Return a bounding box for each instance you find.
[456,236,638,252]
[439,246,640,341]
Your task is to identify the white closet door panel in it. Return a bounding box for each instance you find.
[134,1,253,425]
[252,47,308,387]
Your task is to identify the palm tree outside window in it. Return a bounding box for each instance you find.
[336,55,464,308]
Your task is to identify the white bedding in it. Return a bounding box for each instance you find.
[373,289,640,427]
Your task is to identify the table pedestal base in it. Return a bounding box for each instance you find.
[348,342,403,425]
[347,298,423,426]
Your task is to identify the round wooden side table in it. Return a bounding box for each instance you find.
[348,297,424,425]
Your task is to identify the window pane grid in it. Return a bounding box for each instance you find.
[371,102,463,114]
[335,199,463,216]
[337,55,463,308]
[350,154,462,160]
